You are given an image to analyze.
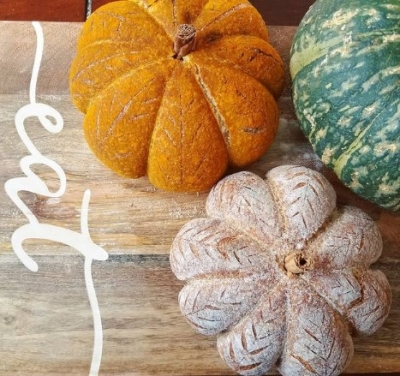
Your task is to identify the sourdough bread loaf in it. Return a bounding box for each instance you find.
[170,165,391,376]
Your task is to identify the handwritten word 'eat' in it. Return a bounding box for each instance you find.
[4,22,108,376]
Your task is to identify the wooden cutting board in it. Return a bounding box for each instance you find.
[0,21,399,375]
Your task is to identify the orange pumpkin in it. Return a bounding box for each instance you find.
[69,0,285,191]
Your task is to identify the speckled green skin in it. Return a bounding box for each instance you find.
[290,0,400,211]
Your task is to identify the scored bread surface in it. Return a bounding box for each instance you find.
[170,165,391,376]
[69,0,285,191]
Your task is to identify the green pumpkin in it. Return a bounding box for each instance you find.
[290,0,400,211]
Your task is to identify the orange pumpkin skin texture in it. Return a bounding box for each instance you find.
[69,0,285,191]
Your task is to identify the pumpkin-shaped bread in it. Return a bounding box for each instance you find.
[170,165,391,376]
[69,0,285,192]
[290,0,400,211]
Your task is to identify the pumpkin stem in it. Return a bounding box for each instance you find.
[174,24,196,59]
[284,251,312,275]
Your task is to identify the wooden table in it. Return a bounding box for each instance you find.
[0,0,315,25]
[0,2,399,376]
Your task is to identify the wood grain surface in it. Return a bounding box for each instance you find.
[90,0,315,25]
[0,21,399,376]
[0,0,315,25]
[0,0,86,21]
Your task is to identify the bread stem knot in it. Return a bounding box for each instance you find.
[284,251,312,275]
[174,24,196,59]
